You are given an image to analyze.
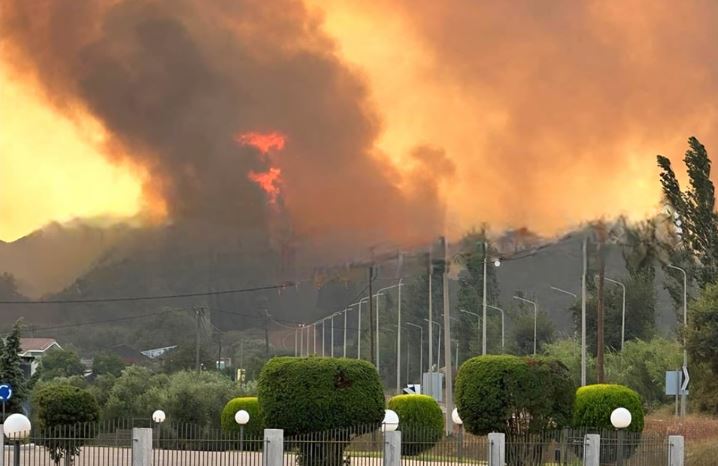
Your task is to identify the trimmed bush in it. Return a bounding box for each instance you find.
[258,357,384,466]
[221,397,263,442]
[572,384,644,432]
[33,383,100,464]
[455,355,575,436]
[387,394,443,455]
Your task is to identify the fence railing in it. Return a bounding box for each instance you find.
[0,421,685,466]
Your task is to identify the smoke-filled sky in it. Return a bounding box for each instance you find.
[2,0,718,244]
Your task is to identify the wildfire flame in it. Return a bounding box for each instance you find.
[235,131,286,154]
[248,167,282,204]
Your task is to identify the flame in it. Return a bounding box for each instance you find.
[235,131,286,154]
[248,167,282,204]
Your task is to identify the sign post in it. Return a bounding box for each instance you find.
[0,384,13,421]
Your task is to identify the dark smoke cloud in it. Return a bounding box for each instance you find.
[1,0,447,253]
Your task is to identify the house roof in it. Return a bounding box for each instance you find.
[19,338,60,353]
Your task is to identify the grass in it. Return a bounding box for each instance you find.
[644,411,718,466]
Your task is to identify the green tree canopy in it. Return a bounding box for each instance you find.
[92,352,125,377]
[33,382,99,465]
[686,282,718,413]
[39,349,85,380]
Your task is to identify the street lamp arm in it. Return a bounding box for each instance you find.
[550,286,577,298]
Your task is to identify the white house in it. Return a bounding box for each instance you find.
[18,338,62,377]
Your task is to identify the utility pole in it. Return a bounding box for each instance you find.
[428,251,433,376]
[263,309,270,358]
[442,236,454,435]
[596,224,607,383]
[195,307,204,372]
[581,236,588,386]
[482,241,488,355]
[368,265,375,366]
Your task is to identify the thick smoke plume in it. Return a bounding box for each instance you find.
[316,0,718,234]
[0,0,449,253]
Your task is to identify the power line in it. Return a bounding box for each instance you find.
[0,282,294,305]
[19,309,180,332]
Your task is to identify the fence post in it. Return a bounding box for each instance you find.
[0,424,4,466]
[131,428,152,466]
[487,432,505,466]
[668,435,684,466]
[263,429,283,466]
[383,431,401,466]
[583,434,600,466]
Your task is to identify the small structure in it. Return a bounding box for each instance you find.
[140,345,177,360]
[18,338,62,377]
[110,344,151,365]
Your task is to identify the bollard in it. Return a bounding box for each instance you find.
[583,434,600,466]
[487,432,505,466]
[263,429,283,466]
[668,435,684,466]
[383,431,401,466]
[131,428,152,466]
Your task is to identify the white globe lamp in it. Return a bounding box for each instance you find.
[494,259,501,267]
[152,410,166,423]
[451,407,463,425]
[235,410,250,426]
[3,413,31,440]
[382,409,399,432]
[610,407,632,429]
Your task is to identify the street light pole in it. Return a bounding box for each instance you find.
[423,319,442,369]
[322,318,326,356]
[668,264,688,417]
[396,279,403,395]
[605,277,627,351]
[486,305,505,352]
[482,241,488,355]
[514,296,538,356]
[343,309,348,358]
[406,322,423,382]
[330,313,336,357]
[581,236,588,386]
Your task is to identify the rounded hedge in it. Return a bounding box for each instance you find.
[257,357,384,435]
[572,384,644,432]
[221,397,263,438]
[388,394,443,455]
[455,355,575,436]
[33,383,100,464]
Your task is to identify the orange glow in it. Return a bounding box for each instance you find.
[248,167,282,204]
[235,131,287,155]
[0,65,144,241]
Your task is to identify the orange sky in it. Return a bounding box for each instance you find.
[3,0,715,242]
[0,63,143,241]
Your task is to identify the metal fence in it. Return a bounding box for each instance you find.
[502,429,670,466]
[1,420,684,466]
[284,424,384,466]
[153,422,265,466]
[400,426,487,465]
[5,419,134,466]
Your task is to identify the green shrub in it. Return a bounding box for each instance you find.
[387,394,443,455]
[33,383,100,464]
[258,357,384,466]
[221,397,263,438]
[572,384,644,432]
[455,355,575,466]
[455,355,575,436]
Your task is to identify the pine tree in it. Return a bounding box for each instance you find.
[0,320,28,414]
[657,137,718,286]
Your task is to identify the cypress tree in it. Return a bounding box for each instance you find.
[0,320,28,414]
